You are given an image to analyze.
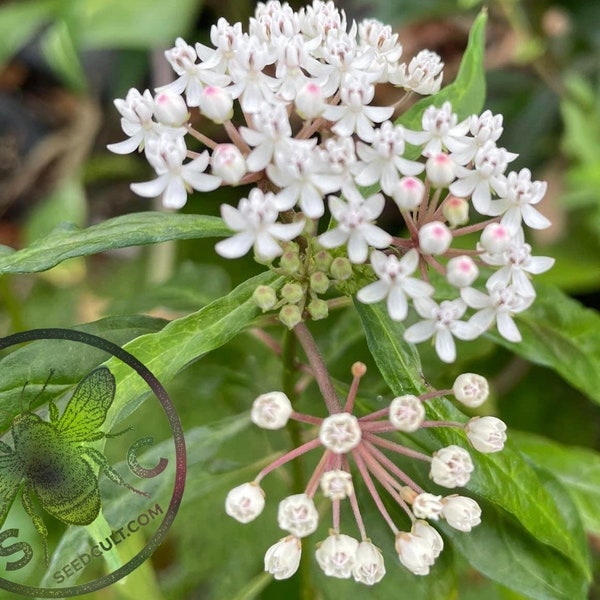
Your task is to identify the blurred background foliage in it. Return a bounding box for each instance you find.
[0,0,599,598]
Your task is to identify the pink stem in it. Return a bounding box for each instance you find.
[305,449,334,498]
[255,437,322,484]
[359,407,390,422]
[290,411,323,425]
[363,432,432,462]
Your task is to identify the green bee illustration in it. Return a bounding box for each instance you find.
[0,367,149,562]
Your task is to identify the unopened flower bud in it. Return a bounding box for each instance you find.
[264,536,302,580]
[352,541,386,585]
[278,493,319,537]
[211,143,246,185]
[310,271,329,294]
[465,416,507,453]
[446,255,479,287]
[395,521,442,576]
[430,445,474,488]
[412,492,443,520]
[253,285,277,311]
[480,223,511,254]
[319,413,362,453]
[279,304,302,329]
[330,256,352,280]
[314,250,333,271]
[251,391,293,430]
[453,373,489,407]
[418,221,453,255]
[198,85,234,123]
[225,482,265,523]
[308,298,329,320]
[389,395,425,432]
[320,469,354,500]
[153,91,189,126]
[295,81,326,119]
[280,250,301,274]
[281,283,304,303]
[352,362,367,378]
[442,495,482,531]
[425,152,455,187]
[316,534,359,578]
[442,196,469,227]
[392,176,425,210]
[412,520,443,557]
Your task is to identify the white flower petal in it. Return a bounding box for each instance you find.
[404,320,436,343]
[357,280,389,304]
[215,231,255,258]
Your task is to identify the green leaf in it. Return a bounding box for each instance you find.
[355,301,591,594]
[512,431,600,536]
[0,212,229,275]
[400,9,488,130]
[491,285,600,405]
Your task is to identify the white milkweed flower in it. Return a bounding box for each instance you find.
[358,18,403,83]
[225,482,265,523]
[388,394,426,432]
[465,416,507,453]
[130,135,220,209]
[393,176,426,210]
[446,109,504,165]
[390,49,444,95]
[215,188,305,260]
[412,493,444,520]
[153,91,189,127]
[442,495,482,531]
[319,413,362,453]
[197,85,234,123]
[395,521,443,576]
[251,391,293,430]
[357,249,434,322]
[264,536,302,580]
[320,469,354,500]
[452,373,489,407]
[318,187,392,264]
[211,143,246,185]
[479,222,513,254]
[278,493,319,537]
[404,298,479,363]
[425,152,456,187]
[430,445,474,488]
[352,540,386,585]
[316,533,359,578]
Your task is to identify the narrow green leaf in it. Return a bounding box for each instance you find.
[400,9,488,130]
[0,212,229,274]
[355,301,591,586]
[512,431,600,536]
[492,284,600,404]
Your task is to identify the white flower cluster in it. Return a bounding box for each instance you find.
[226,370,506,583]
[108,0,554,362]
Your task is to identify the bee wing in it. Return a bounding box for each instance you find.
[0,453,23,520]
[56,367,116,443]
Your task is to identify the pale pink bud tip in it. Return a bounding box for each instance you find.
[418,221,453,255]
[442,196,469,227]
[425,152,455,187]
[446,255,479,288]
[211,143,246,185]
[319,413,362,453]
[225,482,265,523]
[199,86,234,124]
[295,81,326,119]
[480,223,512,254]
[389,395,425,432]
[393,176,425,210]
[251,391,293,430]
[153,92,188,126]
[453,373,489,407]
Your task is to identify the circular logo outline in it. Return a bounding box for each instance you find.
[0,328,186,597]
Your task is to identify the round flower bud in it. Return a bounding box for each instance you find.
[465,416,507,453]
[211,143,246,185]
[225,482,265,523]
[278,493,319,537]
[479,222,511,254]
[418,221,453,255]
[310,271,329,294]
[264,536,302,580]
[446,255,479,288]
[320,469,354,500]
[352,541,386,585]
[280,250,301,274]
[281,282,304,304]
[389,395,425,432]
[153,91,189,126]
[395,522,442,577]
[319,413,362,453]
[392,176,425,210]
[295,81,326,119]
[316,534,359,579]
[330,257,353,280]
[314,250,333,271]
[453,373,489,407]
[425,152,455,187]
[442,196,469,227]
[412,492,443,520]
[308,298,329,320]
[252,285,277,311]
[442,495,482,532]
[251,391,293,430]
[279,304,302,329]
[198,85,234,123]
[430,445,474,488]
